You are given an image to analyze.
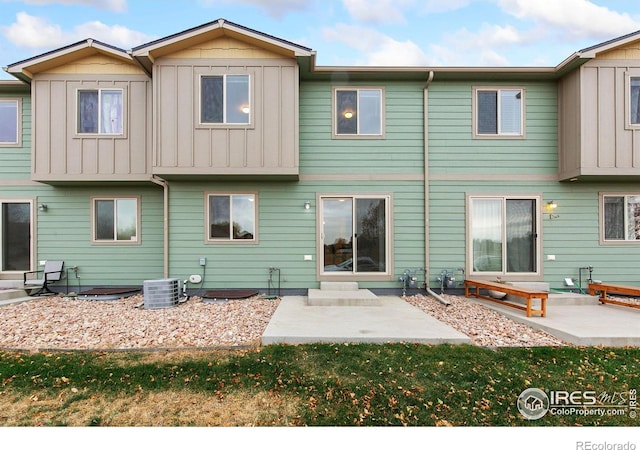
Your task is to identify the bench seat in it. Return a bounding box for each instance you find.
[464,278,547,317]
[588,283,640,310]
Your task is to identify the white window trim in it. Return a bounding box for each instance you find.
[198,73,252,127]
[0,98,22,147]
[599,192,640,244]
[472,86,525,139]
[91,196,140,245]
[624,71,640,130]
[466,194,541,278]
[75,88,125,137]
[204,192,258,244]
[332,86,385,139]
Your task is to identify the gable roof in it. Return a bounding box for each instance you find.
[131,18,314,74]
[4,39,134,83]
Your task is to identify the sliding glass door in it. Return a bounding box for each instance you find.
[322,196,388,274]
[1,201,32,272]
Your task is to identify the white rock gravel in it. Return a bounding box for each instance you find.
[0,294,280,351]
[0,292,582,350]
[404,293,567,347]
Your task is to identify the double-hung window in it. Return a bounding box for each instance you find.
[0,99,20,145]
[77,89,123,134]
[334,87,383,137]
[201,75,250,125]
[474,87,524,137]
[629,76,640,127]
[92,197,139,243]
[468,196,539,275]
[207,193,256,242]
[602,194,640,242]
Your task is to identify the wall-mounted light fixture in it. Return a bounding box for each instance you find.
[343,111,353,119]
[545,201,559,219]
[304,201,311,210]
[38,203,48,212]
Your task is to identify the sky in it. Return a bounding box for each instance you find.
[1,0,640,80]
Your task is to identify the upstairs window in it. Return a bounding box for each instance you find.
[201,75,250,125]
[207,193,256,242]
[474,87,524,137]
[630,77,640,126]
[334,88,383,137]
[77,89,123,135]
[0,99,20,145]
[93,197,139,244]
[602,194,640,242]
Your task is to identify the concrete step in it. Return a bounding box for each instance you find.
[320,281,359,291]
[0,289,36,307]
[307,288,381,306]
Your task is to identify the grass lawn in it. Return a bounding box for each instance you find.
[0,344,638,426]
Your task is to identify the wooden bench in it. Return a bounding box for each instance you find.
[588,283,640,310]
[464,278,547,317]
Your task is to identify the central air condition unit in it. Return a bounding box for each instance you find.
[143,278,179,309]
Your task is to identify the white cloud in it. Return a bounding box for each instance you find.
[2,12,154,50]
[322,23,431,66]
[0,0,127,12]
[342,0,413,24]
[430,23,525,66]
[200,0,311,18]
[499,0,640,40]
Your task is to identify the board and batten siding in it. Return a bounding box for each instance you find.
[152,58,299,177]
[31,74,151,182]
[558,58,640,180]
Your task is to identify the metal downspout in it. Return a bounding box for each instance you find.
[423,72,448,305]
[424,71,434,292]
[151,175,169,278]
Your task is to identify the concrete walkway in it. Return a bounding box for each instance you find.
[261,295,471,345]
[471,296,640,347]
[262,285,640,347]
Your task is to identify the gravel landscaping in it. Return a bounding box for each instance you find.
[0,291,580,351]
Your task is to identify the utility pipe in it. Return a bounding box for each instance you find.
[426,287,451,306]
[151,175,169,278]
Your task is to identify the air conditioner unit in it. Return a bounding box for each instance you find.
[143,278,179,310]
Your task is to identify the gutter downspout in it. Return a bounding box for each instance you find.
[423,71,449,307]
[151,175,169,278]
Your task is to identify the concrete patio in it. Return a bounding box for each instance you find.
[261,283,640,347]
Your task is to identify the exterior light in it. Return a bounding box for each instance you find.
[545,201,559,219]
[38,204,48,212]
[343,111,353,119]
[304,201,311,210]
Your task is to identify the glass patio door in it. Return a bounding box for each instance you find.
[322,196,387,274]
[1,202,32,272]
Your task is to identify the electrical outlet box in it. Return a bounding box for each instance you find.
[39,260,46,266]
[304,255,313,261]
[546,254,556,261]
[199,257,206,266]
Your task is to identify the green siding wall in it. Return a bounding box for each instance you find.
[168,180,425,290]
[0,91,31,180]
[428,80,640,289]
[428,81,558,175]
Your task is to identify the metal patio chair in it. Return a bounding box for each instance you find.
[23,260,64,296]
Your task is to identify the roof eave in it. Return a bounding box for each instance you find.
[5,39,132,82]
